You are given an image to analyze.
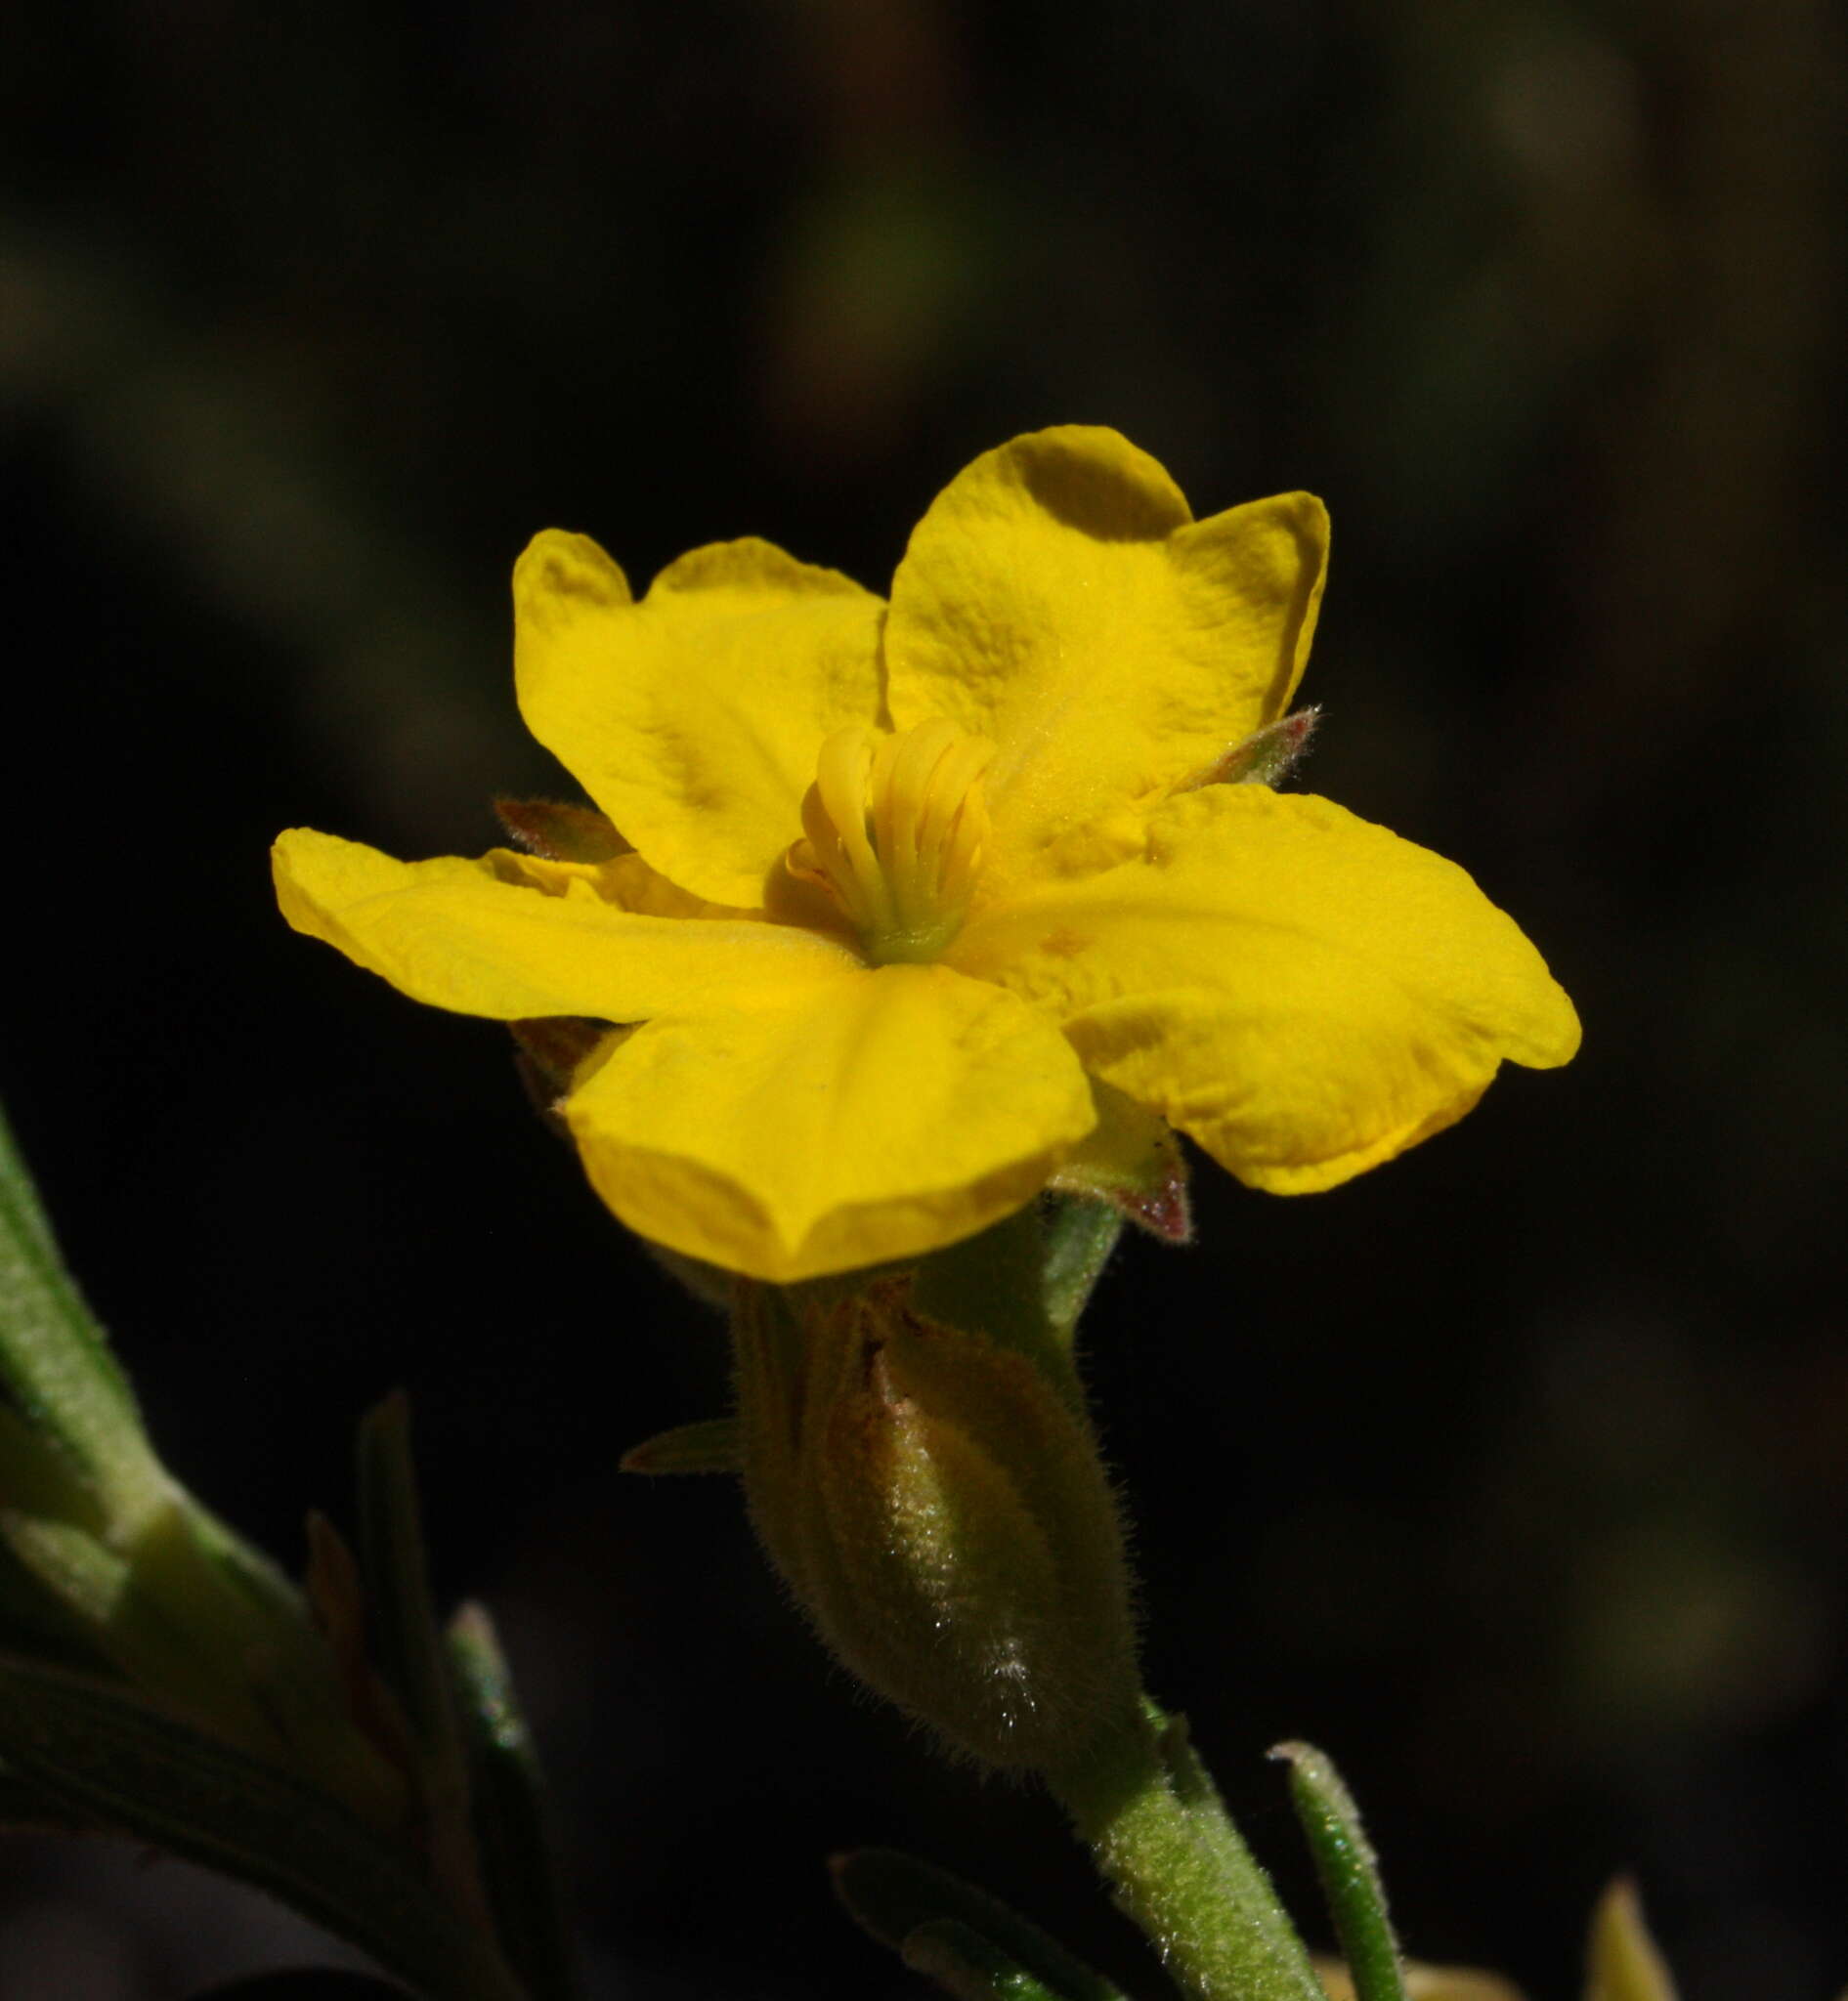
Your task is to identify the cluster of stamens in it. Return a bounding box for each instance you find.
[786,718,995,963]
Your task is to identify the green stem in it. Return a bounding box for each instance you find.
[1047,1704,1323,2001]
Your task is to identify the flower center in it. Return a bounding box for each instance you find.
[786,718,995,964]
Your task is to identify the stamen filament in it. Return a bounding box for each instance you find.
[787,720,995,963]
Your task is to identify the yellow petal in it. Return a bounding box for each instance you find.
[563,964,1097,1281]
[273,828,858,1022]
[1585,1880,1680,2001]
[884,426,1327,887]
[513,530,887,909]
[946,786,1578,1193]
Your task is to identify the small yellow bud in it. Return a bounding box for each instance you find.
[732,1277,1140,1770]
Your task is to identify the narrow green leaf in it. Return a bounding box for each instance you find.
[354,1395,483,1915]
[356,1397,465,1766]
[618,1418,741,1475]
[832,1849,1125,2001]
[0,1107,313,1648]
[1272,1741,1408,2001]
[904,1917,1090,2001]
[0,1099,160,1511]
[0,1656,525,2001]
[0,1100,67,1268]
[449,1602,583,2001]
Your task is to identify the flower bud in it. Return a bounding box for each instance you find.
[732,1277,1141,1770]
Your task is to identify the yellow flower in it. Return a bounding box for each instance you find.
[274,427,1578,1283]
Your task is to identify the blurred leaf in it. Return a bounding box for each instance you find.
[0,1397,108,1531]
[832,1848,1124,2001]
[1273,1741,1407,2001]
[0,1754,94,1832]
[190,1974,411,1998]
[619,1418,741,1475]
[0,1510,278,1751]
[0,1655,525,2001]
[905,1916,1092,2001]
[449,1602,584,2001]
[0,1529,119,1674]
[1318,1962,1525,2001]
[1584,1879,1679,2001]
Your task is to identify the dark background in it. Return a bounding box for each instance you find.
[2,2,1844,1996]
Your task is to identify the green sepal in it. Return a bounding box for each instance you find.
[509,1017,609,1105]
[493,796,626,864]
[1272,1741,1407,2001]
[619,1418,742,1475]
[1194,707,1320,789]
[1046,1084,1190,1250]
[448,1601,583,2001]
[1039,1200,1124,1341]
[736,1277,1141,1769]
[0,1655,525,2001]
[831,1848,1125,2001]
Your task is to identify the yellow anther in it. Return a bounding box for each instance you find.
[787,719,995,963]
